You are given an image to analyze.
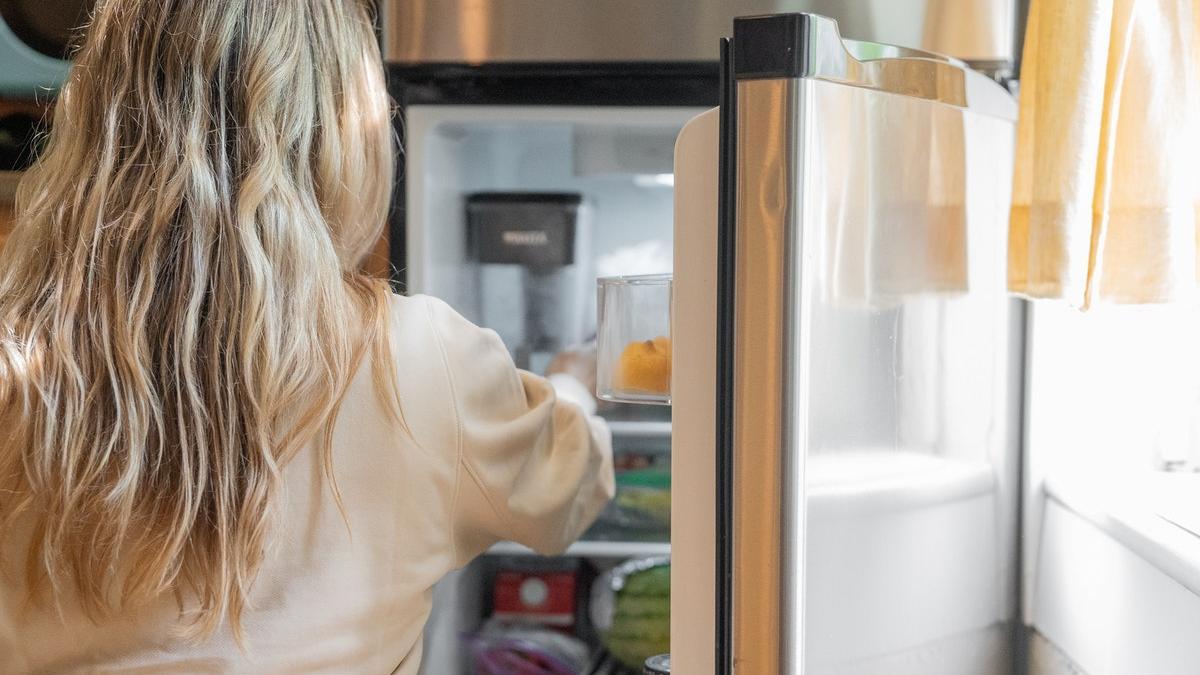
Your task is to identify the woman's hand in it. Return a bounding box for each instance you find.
[544,344,598,395]
[545,344,604,415]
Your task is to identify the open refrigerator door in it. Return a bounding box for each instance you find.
[666,14,1020,675]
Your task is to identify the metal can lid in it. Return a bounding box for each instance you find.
[644,654,671,674]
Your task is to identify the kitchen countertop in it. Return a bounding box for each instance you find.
[1045,469,1200,597]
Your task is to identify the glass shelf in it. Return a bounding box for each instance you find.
[607,420,671,439]
[487,540,670,559]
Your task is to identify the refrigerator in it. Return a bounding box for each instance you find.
[670,14,1020,674]
[386,4,1021,673]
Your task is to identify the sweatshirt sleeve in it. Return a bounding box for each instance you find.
[424,297,615,563]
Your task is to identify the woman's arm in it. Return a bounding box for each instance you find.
[423,297,615,564]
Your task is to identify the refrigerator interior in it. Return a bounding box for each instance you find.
[404,104,705,674]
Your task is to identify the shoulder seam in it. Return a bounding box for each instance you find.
[423,297,465,567]
[423,297,518,563]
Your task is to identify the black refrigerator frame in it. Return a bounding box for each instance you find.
[384,62,720,292]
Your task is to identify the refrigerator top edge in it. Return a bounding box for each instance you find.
[383,1,1016,70]
[733,13,1017,122]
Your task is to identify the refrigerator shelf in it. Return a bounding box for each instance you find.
[487,540,671,559]
[607,420,671,440]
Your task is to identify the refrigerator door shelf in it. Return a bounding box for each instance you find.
[596,274,673,406]
[488,540,671,559]
[607,420,672,440]
[804,451,1003,670]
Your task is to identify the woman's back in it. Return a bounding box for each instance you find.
[1,294,613,673]
[0,1,612,671]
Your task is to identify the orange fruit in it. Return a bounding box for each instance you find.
[615,336,671,394]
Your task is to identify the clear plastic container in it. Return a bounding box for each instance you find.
[596,274,672,405]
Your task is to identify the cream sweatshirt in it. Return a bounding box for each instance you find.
[0,294,615,674]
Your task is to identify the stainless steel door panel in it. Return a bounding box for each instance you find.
[725,13,1017,674]
[732,76,807,674]
[384,0,1015,67]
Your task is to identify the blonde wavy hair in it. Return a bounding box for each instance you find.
[0,0,397,640]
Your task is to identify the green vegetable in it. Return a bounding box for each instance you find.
[613,470,671,528]
[601,561,670,670]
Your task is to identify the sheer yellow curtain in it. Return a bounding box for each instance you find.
[1009,0,1200,308]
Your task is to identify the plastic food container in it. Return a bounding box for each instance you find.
[596,274,672,405]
